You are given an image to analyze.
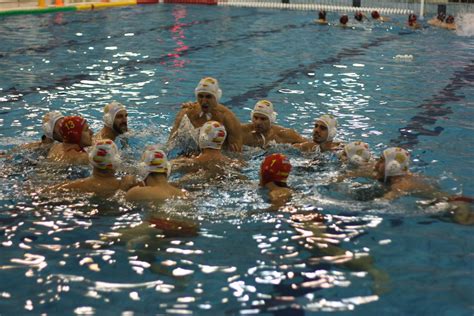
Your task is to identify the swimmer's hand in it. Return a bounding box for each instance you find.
[229,142,242,152]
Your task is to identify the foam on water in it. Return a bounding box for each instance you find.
[455,13,474,37]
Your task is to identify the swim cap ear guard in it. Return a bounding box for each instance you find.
[250,100,277,124]
[42,111,64,140]
[195,77,222,103]
[140,145,172,179]
[89,139,121,170]
[199,121,227,150]
[317,114,338,142]
[383,147,410,182]
[103,101,126,128]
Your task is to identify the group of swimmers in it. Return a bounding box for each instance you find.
[2,76,472,227]
[316,9,456,30]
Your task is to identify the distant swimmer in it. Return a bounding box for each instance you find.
[126,146,187,203]
[407,13,422,29]
[371,10,390,22]
[354,11,366,22]
[429,13,456,30]
[260,153,293,210]
[96,101,129,141]
[241,100,306,148]
[43,139,137,197]
[172,121,243,177]
[169,77,243,152]
[315,10,328,24]
[339,14,349,27]
[294,114,343,153]
[47,116,94,165]
[428,12,446,27]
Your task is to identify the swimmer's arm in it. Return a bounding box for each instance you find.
[72,152,90,165]
[293,141,317,152]
[279,128,306,144]
[170,157,197,173]
[223,110,243,152]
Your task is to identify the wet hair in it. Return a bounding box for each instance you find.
[445,15,454,24]
[355,11,363,21]
[275,181,288,188]
[437,12,446,22]
[340,15,349,25]
[371,10,380,19]
[318,10,326,20]
[408,13,417,24]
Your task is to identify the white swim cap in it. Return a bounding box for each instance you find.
[317,114,338,142]
[199,121,227,150]
[141,145,171,178]
[194,77,222,102]
[42,111,64,140]
[344,141,371,166]
[89,139,120,170]
[250,100,277,124]
[383,147,410,182]
[103,101,126,128]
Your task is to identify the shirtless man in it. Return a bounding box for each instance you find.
[169,77,242,152]
[47,116,93,165]
[294,114,343,153]
[43,139,137,197]
[260,153,293,210]
[241,100,305,148]
[172,121,242,175]
[96,101,128,141]
[126,145,187,202]
[408,14,422,29]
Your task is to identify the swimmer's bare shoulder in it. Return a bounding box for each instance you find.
[274,125,306,143]
[294,141,317,152]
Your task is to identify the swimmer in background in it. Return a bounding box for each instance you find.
[444,15,456,30]
[126,146,187,202]
[43,139,138,198]
[169,77,243,152]
[294,114,343,153]
[428,12,446,27]
[315,10,328,24]
[96,101,129,141]
[260,153,293,210]
[429,14,456,30]
[241,100,306,148]
[172,121,244,180]
[354,11,366,22]
[339,140,374,173]
[339,14,349,27]
[407,13,422,29]
[371,10,390,22]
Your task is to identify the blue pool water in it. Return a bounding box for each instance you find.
[1,5,473,315]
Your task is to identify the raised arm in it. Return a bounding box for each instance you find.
[223,109,243,152]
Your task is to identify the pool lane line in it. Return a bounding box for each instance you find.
[0,10,259,59]
[0,19,312,103]
[226,34,397,108]
[391,59,474,149]
[0,1,137,17]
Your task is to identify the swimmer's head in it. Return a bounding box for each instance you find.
[408,13,417,25]
[61,116,93,147]
[103,101,128,134]
[313,114,337,143]
[141,145,171,179]
[340,15,349,25]
[343,141,371,167]
[195,77,222,112]
[251,100,276,133]
[445,15,454,24]
[376,147,410,182]
[318,10,326,20]
[89,139,120,171]
[42,111,64,141]
[354,11,363,21]
[371,10,380,19]
[199,121,227,150]
[437,12,446,22]
[260,153,292,187]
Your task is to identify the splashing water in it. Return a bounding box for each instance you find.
[455,13,474,37]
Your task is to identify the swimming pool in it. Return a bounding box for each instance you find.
[1,5,473,315]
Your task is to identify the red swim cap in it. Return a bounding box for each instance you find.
[61,116,86,145]
[371,11,380,19]
[260,153,292,185]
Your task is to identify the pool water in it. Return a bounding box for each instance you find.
[1,5,473,315]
